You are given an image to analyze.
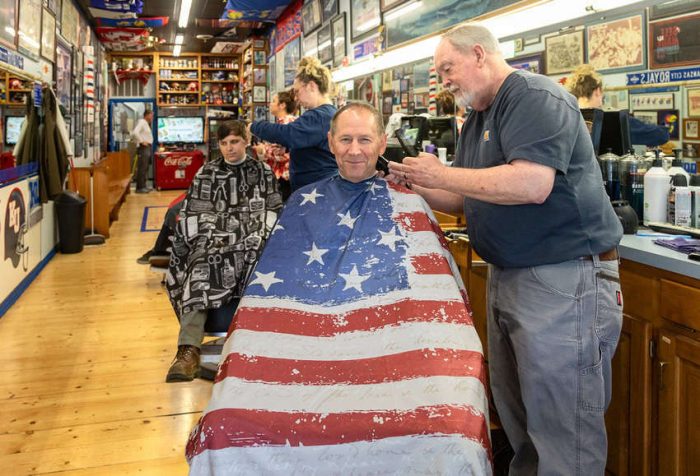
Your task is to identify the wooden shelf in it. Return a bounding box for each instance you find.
[201,68,239,71]
[157,66,199,70]
[157,103,201,107]
[9,88,31,92]
[201,80,238,83]
[159,91,199,94]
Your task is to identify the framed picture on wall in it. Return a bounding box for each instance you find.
[657,109,680,140]
[544,29,585,75]
[632,110,657,125]
[350,0,381,42]
[630,92,674,110]
[586,14,644,73]
[301,0,322,35]
[302,30,317,58]
[682,142,700,158]
[283,37,299,87]
[683,118,700,139]
[331,13,346,67]
[381,0,409,12]
[317,23,332,65]
[649,0,700,21]
[0,0,18,48]
[47,0,59,15]
[61,0,78,46]
[507,53,543,74]
[18,0,42,58]
[253,85,266,103]
[321,0,338,23]
[650,12,700,69]
[55,38,72,110]
[688,88,700,117]
[41,8,56,62]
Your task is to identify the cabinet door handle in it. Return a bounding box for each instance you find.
[659,361,668,391]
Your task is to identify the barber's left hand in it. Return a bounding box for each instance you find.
[388,152,446,189]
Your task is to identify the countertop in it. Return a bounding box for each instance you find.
[619,234,700,280]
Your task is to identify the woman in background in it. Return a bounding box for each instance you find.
[567,64,669,147]
[250,57,338,191]
[254,90,298,200]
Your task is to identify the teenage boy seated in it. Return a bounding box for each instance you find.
[164,120,282,382]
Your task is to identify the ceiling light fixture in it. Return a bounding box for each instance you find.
[178,0,193,28]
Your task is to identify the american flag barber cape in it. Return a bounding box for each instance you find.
[186,175,491,475]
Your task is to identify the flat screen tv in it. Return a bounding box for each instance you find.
[157,116,205,144]
[5,116,25,146]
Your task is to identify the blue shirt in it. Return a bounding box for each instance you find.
[251,104,338,191]
[454,70,623,268]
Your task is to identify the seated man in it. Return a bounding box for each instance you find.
[186,104,490,473]
[164,120,283,382]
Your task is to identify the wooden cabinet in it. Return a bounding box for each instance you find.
[605,313,653,476]
[657,330,700,476]
[444,248,700,475]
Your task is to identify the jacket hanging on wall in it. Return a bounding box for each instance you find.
[40,89,70,203]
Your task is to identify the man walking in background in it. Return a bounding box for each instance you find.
[131,109,154,193]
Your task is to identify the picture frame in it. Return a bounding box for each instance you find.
[18,0,42,58]
[41,8,56,62]
[649,12,700,69]
[254,105,269,122]
[331,12,347,67]
[350,0,381,42]
[649,0,700,21]
[47,0,59,15]
[682,141,700,158]
[301,0,322,35]
[321,0,338,24]
[282,37,299,87]
[602,90,629,110]
[61,0,78,46]
[545,29,584,75]
[317,23,332,65]
[253,67,266,85]
[253,85,267,103]
[632,110,657,125]
[507,53,544,74]
[688,88,700,117]
[55,37,72,110]
[657,109,680,140]
[380,0,408,12]
[683,118,700,139]
[630,92,674,110]
[586,13,645,73]
[0,0,18,48]
[253,50,266,65]
[302,30,317,58]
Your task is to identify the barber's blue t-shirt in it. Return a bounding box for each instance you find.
[454,70,622,268]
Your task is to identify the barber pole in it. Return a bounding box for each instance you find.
[429,62,438,115]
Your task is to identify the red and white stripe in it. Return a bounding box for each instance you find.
[187,183,491,474]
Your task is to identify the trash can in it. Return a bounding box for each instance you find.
[55,190,87,254]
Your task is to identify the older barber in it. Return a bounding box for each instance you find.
[389,24,623,475]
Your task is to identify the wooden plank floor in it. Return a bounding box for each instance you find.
[0,189,212,475]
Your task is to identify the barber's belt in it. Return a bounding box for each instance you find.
[581,248,618,261]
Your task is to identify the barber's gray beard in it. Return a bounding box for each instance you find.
[454,90,473,110]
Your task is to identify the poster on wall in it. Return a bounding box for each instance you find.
[384,0,519,48]
[302,30,317,58]
[545,29,585,75]
[507,53,543,74]
[657,109,680,140]
[2,186,29,273]
[283,37,300,87]
[350,0,381,42]
[41,8,56,62]
[301,0,321,35]
[18,0,42,58]
[683,118,700,139]
[629,92,674,110]
[332,12,346,67]
[56,38,72,110]
[61,0,78,46]
[682,141,700,158]
[649,12,700,69]
[0,0,17,48]
[632,110,657,125]
[317,23,332,65]
[321,0,338,23]
[688,88,700,116]
[586,14,644,73]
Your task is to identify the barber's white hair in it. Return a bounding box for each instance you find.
[443,24,500,54]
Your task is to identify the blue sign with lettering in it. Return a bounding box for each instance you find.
[627,66,700,86]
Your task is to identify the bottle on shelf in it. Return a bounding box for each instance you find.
[643,152,670,225]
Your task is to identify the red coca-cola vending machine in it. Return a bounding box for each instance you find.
[154,150,205,190]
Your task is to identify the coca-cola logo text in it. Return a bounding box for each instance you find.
[163,157,193,167]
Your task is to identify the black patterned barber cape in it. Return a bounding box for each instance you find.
[166,155,283,316]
